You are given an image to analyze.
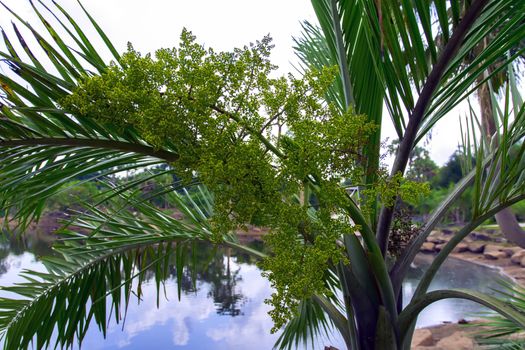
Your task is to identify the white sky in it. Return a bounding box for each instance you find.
[1,0,520,166]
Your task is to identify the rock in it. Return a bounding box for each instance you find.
[511,250,525,264]
[411,329,434,347]
[501,246,521,257]
[435,331,474,350]
[484,251,507,260]
[435,243,445,252]
[442,229,454,235]
[421,242,436,253]
[467,242,486,254]
[520,256,525,267]
[469,231,491,241]
[452,243,469,253]
[428,236,447,244]
[484,244,503,253]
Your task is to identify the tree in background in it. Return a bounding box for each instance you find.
[387,145,472,224]
[387,140,439,184]
[0,1,524,350]
[458,4,525,246]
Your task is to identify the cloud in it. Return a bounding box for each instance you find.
[108,280,215,347]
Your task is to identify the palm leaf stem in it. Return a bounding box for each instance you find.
[376,0,490,255]
[0,138,179,162]
[221,241,267,259]
[414,193,525,301]
[399,289,525,343]
[400,194,525,347]
[329,0,354,108]
[340,188,399,332]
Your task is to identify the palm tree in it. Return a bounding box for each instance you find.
[0,1,524,350]
[295,0,525,347]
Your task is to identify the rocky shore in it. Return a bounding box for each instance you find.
[418,228,525,285]
[412,228,525,349]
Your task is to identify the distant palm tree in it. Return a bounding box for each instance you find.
[433,5,525,246]
[475,36,525,246]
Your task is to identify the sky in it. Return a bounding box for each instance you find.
[1,0,519,166]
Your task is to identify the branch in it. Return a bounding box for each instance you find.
[208,104,285,159]
[376,0,490,255]
[259,108,284,134]
[0,137,180,162]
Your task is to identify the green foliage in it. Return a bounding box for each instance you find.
[474,281,525,349]
[362,171,430,214]
[1,1,525,350]
[59,28,375,330]
[45,180,99,212]
[61,28,373,228]
[260,206,351,332]
[432,151,465,189]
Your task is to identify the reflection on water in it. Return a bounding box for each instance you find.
[0,234,510,348]
[403,254,509,327]
[0,234,51,290]
[0,235,344,349]
[80,260,280,350]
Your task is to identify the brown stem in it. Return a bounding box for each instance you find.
[208,104,285,159]
[376,0,490,255]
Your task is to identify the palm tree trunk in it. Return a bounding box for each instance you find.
[478,71,525,248]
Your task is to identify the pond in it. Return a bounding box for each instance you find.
[0,235,510,349]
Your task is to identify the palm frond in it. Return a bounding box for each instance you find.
[293,21,344,112]
[0,1,180,229]
[275,296,339,350]
[391,73,525,308]
[301,0,384,228]
[399,288,525,345]
[0,184,224,350]
[410,84,525,299]
[469,281,525,349]
[417,0,525,141]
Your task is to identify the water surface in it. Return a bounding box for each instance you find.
[0,235,510,349]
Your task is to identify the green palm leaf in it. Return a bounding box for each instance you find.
[399,288,525,346]
[473,281,525,349]
[275,296,340,350]
[0,184,221,350]
[0,1,181,230]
